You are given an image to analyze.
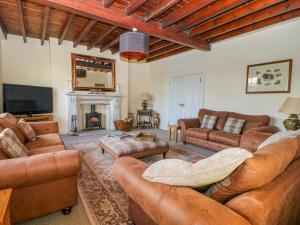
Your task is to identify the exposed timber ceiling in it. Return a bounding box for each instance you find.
[0,0,299,62]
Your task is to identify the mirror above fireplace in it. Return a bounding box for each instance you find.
[71,53,116,92]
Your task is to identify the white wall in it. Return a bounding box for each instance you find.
[0,35,129,133]
[129,19,300,130]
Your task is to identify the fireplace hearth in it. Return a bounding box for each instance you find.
[85,105,103,130]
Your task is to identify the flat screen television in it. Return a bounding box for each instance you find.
[3,84,53,115]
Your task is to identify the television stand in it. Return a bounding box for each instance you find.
[15,115,53,122]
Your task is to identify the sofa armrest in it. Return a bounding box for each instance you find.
[247,125,279,134]
[113,157,251,225]
[0,150,80,189]
[28,121,59,135]
[177,118,200,142]
[240,131,272,153]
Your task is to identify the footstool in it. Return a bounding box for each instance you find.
[100,135,169,159]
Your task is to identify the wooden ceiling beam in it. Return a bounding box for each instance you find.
[41,6,50,45]
[0,19,7,39]
[30,0,210,51]
[149,37,161,45]
[147,46,191,62]
[161,0,216,28]
[58,13,75,45]
[198,0,300,40]
[190,0,285,36]
[210,8,300,44]
[144,0,181,22]
[16,0,26,43]
[149,40,173,53]
[87,25,117,50]
[175,0,250,33]
[125,0,150,16]
[149,44,184,58]
[100,36,120,52]
[73,20,97,47]
[102,0,115,8]
[111,48,119,54]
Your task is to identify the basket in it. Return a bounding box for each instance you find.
[114,120,133,132]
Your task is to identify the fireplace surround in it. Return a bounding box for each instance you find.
[67,92,122,134]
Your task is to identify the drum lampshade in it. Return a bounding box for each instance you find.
[119,31,149,62]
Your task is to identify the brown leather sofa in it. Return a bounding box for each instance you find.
[0,114,80,224]
[178,108,279,151]
[113,132,300,225]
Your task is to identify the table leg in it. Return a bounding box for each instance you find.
[174,128,178,143]
[168,127,171,142]
[163,152,166,159]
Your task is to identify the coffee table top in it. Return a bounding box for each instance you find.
[100,135,169,157]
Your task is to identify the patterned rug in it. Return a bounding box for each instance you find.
[66,141,205,225]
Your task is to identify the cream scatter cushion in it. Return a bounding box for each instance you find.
[17,118,38,142]
[0,128,29,158]
[143,148,253,187]
[258,129,300,150]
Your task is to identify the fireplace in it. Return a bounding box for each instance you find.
[85,105,102,130]
[67,92,122,134]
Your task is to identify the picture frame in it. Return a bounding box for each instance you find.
[246,59,292,94]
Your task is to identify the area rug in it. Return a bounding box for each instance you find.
[66,140,206,225]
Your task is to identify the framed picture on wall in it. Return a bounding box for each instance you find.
[246,59,292,94]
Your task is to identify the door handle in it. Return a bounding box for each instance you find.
[179,103,184,107]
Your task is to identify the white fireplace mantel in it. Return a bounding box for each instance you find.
[67,92,122,134]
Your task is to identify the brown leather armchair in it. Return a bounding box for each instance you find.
[0,117,81,224]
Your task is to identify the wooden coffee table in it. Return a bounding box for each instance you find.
[100,135,169,159]
[0,188,12,225]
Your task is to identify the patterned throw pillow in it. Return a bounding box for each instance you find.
[0,128,29,158]
[200,115,218,129]
[17,119,38,142]
[223,118,246,134]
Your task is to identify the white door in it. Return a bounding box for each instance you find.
[168,74,204,125]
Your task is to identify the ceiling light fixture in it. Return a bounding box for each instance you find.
[119,28,149,63]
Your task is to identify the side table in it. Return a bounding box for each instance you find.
[136,110,153,128]
[0,188,12,225]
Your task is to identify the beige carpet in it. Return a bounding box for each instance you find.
[18,198,91,225]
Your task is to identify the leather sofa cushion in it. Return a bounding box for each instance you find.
[0,113,26,143]
[29,144,66,155]
[209,131,241,147]
[206,136,300,203]
[228,112,270,134]
[0,149,8,160]
[199,109,229,131]
[186,128,212,140]
[25,133,64,150]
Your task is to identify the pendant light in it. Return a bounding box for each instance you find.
[119,28,149,63]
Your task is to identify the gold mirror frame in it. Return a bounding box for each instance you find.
[71,53,116,92]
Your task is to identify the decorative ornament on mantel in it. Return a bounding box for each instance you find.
[119,28,149,63]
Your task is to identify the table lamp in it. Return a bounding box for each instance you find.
[140,93,151,110]
[279,97,300,130]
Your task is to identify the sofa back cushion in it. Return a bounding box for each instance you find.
[0,113,26,143]
[228,112,270,133]
[198,109,229,131]
[206,136,300,203]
